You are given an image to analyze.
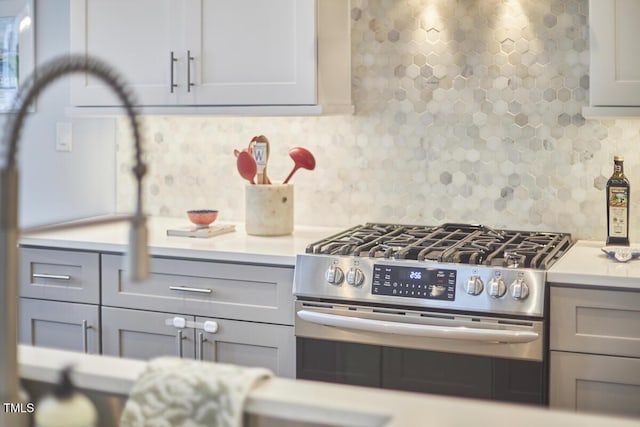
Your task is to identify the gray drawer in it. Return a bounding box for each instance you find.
[101,254,295,325]
[19,247,100,304]
[550,286,640,358]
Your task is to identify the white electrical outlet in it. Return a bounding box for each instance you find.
[56,122,73,152]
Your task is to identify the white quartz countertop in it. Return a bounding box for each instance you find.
[20,219,640,289]
[18,216,343,266]
[548,240,640,290]
[21,218,640,289]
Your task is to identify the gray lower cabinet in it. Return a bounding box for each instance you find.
[18,246,297,378]
[101,307,295,378]
[19,298,100,354]
[549,286,640,418]
[101,307,196,360]
[101,253,296,377]
[550,351,640,418]
[18,247,101,354]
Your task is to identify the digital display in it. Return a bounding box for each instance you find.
[371,264,456,301]
[408,270,422,280]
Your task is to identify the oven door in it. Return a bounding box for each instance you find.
[295,300,547,404]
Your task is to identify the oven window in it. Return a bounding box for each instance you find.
[296,337,381,387]
[297,338,546,405]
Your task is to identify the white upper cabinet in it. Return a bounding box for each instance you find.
[184,0,315,106]
[70,0,352,115]
[584,0,640,118]
[70,0,180,106]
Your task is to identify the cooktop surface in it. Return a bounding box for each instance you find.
[305,223,574,270]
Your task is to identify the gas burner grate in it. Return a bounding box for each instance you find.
[305,222,574,270]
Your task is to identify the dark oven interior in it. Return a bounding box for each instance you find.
[296,337,547,405]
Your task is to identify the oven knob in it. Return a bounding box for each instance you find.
[510,278,529,300]
[346,267,365,287]
[488,276,507,298]
[325,265,344,285]
[465,276,484,295]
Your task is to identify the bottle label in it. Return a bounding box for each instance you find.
[609,186,629,238]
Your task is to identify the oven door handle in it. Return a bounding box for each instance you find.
[297,310,539,343]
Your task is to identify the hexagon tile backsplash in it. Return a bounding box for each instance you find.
[117,0,640,242]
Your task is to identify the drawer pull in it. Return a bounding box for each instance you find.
[32,273,71,280]
[169,285,212,294]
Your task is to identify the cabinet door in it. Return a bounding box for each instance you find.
[589,0,640,106]
[19,298,100,354]
[184,0,316,105]
[101,307,195,360]
[197,316,295,378]
[550,351,640,418]
[70,0,182,106]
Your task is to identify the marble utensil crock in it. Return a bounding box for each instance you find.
[245,184,293,236]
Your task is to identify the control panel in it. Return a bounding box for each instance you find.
[294,254,547,318]
[371,264,456,301]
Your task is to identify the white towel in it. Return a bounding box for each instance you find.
[120,357,272,427]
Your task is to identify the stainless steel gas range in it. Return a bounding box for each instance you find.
[293,223,574,404]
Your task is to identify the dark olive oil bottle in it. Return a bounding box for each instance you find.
[606,156,630,246]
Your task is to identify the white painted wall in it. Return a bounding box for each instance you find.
[14,0,116,228]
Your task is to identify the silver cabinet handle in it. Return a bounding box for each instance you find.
[175,329,184,357]
[169,285,212,294]
[197,321,218,361]
[187,50,195,92]
[197,332,205,360]
[170,51,178,93]
[32,273,71,280]
[81,320,90,353]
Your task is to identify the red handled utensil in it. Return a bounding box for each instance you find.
[237,150,257,184]
[283,147,315,184]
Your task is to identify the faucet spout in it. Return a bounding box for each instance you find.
[0,55,149,422]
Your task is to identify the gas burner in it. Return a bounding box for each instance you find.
[306,222,573,270]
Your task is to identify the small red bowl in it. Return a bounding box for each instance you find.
[187,209,218,227]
